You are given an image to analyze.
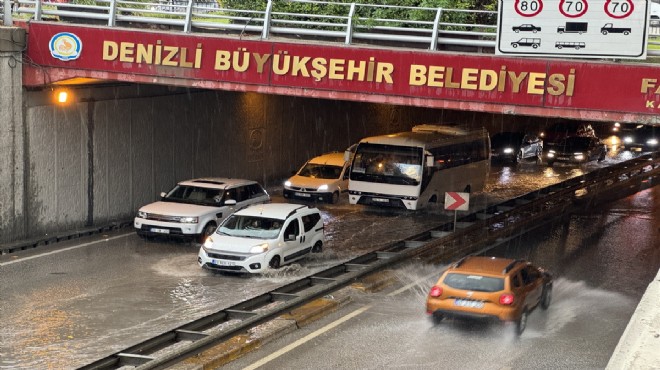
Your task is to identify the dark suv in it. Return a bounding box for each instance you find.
[426,256,553,335]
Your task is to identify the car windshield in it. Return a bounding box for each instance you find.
[217,215,283,239]
[298,163,343,179]
[491,132,524,146]
[556,137,592,150]
[163,185,224,206]
[442,273,504,292]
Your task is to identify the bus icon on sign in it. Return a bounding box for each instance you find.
[511,38,541,48]
[555,41,586,50]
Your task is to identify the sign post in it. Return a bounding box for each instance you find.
[444,192,470,233]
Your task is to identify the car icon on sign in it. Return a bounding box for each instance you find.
[512,24,541,33]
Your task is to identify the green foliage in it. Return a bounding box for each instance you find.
[220,0,497,30]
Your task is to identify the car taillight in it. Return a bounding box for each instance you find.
[429,286,443,297]
[499,293,514,305]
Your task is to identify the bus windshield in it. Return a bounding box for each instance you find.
[350,144,423,185]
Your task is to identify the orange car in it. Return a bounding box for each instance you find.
[426,256,553,335]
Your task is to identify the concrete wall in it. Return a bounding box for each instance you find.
[0,27,26,243]
[5,83,554,243]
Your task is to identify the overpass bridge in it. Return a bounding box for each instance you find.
[0,0,659,244]
[3,0,660,124]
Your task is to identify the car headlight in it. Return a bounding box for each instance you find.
[137,211,147,218]
[179,216,199,224]
[284,180,292,187]
[623,136,633,144]
[503,147,513,154]
[574,153,585,160]
[250,243,269,254]
[203,236,214,249]
[647,138,658,146]
[546,151,555,158]
[318,184,329,191]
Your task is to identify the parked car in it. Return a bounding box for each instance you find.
[198,203,325,274]
[426,256,553,335]
[545,136,607,166]
[134,178,270,242]
[540,121,596,147]
[490,132,543,163]
[283,152,350,203]
[619,124,659,152]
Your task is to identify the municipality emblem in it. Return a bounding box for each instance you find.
[49,32,82,61]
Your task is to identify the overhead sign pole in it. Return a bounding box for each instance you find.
[496,0,649,59]
[445,192,470,233]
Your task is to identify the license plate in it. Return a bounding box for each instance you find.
[212,259,235,266]
[372,198,389,203]
[557,156,569,160]
[294,192,311,197]
[151,228,170,234]
[454,299,484,309]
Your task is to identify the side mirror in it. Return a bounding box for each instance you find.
[160,192,167,198]
[285,234,296,241]
[426,156,435,167]
[224,199,237,206]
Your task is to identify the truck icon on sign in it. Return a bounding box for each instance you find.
[557,22,588,34]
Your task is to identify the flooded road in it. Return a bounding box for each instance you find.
[0,151,654,369]
[224,185,660,370]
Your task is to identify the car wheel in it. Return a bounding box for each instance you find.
[516,309,529,336]
[269,255,281,269]
[431,312,444,325]
[198,222,216,244]
[598,151,606,161]
[536,149,543,164]
[312,241,323,253]
[541,284,552,310]
[330,191,339,204]
[515,150,522,163]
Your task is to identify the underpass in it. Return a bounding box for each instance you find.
[1,151,657,369]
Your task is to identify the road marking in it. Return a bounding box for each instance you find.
[0,233,132,267]
[242,305,372,370]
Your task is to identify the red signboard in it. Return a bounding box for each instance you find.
[23,22,660,120]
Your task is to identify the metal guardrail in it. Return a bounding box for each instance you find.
[78,153,659,370]
[2,0,660,56]
[2,0,498,51]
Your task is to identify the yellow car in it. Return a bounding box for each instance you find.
[426,256,553,335]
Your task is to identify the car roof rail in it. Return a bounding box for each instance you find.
[502,259,525,274]
[452,256,470,268]
[286,205,308,218]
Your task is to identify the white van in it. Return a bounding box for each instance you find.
[198,203,325,274]
[134,178,270,242]
[283,152,350,203]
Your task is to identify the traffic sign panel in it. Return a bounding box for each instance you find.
[445,192,470,211]
[497,0,649,59]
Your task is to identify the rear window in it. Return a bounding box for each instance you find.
[442,273,504,292]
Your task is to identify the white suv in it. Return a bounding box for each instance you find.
[283,152,349,203]
[198,203,325,274]
[134,178,270,242]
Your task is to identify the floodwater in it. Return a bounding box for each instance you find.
[0,150,655,369]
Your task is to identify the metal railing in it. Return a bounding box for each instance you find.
[2,0,659,55]
[2,0,498,52]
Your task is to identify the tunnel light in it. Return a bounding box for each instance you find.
[55,89,70,104]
